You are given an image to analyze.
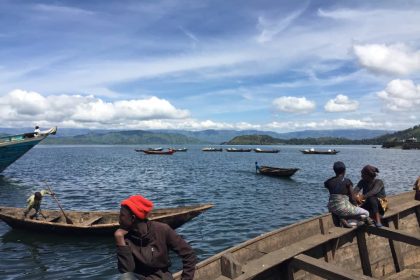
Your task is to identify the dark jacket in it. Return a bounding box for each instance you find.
[354,178,386,199]
[117,220,196,280]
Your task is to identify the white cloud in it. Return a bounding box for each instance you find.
[266,118,390,130]
[0,89,190,125]
[377,79,420,111]
[272,96,316,114]
[324,94,359,112]
[353,44,420,75]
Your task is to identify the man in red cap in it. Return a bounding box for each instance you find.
[115,195,196,279]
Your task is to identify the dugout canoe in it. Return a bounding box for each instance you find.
[143,149,175,155]
[0,204,213,235]
[174,191,420,280]
[301,149,339,155]
[254,148,280,153]
[257,166,299,178]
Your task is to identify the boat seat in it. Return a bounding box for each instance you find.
[236,227,356,280]
[80,216,102,226]
[383,199,420,220]
[46,215,61,223]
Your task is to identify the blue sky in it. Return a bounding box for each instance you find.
[0,0,420,132]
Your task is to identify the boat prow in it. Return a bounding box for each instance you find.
[0,126,58,173]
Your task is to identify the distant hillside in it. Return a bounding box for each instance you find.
[153,128,392,143]
[226,124,420,146]
[227,135,283,145]
[42,130,203,145]
[226,135,355,145]
[374,124,420,148]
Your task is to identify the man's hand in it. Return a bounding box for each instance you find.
[114,228,129,246]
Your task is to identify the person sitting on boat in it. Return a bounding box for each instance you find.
[354,165,388,228]
[34,125,41,136]
[115,195,196,280]
[23,189,53,219]
[414,176,420,201]
[324,161,370,228]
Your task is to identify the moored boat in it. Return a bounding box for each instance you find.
[0,127,57,173]
[226,148,252,152]
[301,148,339,155]
[174,191,420,279]
[169,148,188,152]
[202,147,223,152]
[0,204,213,235]
[257,165,299,177]
[254,148,280,153]
[143,149,175,155]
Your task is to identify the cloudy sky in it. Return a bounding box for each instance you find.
[1,0,420,132]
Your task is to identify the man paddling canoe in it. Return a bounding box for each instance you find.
[23,189,54,219]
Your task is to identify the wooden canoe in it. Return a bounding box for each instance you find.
[0,204,213,235]
[174,191,420,280]
[202,147,223,152]
[258,166,299,177]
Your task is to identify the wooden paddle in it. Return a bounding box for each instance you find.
[43,181,73,224]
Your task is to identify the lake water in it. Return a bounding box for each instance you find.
[0,145,419,279]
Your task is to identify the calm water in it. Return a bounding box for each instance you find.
[0,145,419,279]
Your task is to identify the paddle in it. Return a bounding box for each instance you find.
[43,181,73,224]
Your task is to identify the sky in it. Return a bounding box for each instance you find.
[0,0,420,132]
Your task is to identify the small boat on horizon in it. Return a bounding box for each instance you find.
[169,148,188,152]
[300,148,339,155]
[254,148,280,153]
[0,204,213,235]
[0,127,57,173]
[226,148,252,152]
[143,149,175,155]
[202,147,223,152]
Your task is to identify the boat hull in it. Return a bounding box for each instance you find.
[174,191,420,279]
[0,137,44,172]
[258,166,299,177]
[0,204,213,235]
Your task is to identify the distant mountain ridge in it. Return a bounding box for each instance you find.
[0,127,398,145]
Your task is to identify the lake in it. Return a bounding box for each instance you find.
[0,145,419,279]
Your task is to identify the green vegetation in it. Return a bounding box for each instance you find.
[225,124,420,146]
[42,130,203,145]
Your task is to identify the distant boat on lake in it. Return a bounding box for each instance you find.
[300,148,339,155]
[202,147,223,152]
[169,148,188,152]
[254,148,280,153]
[143,149,175,155]
[0,204,213,235]
[0,127,57,173]
[226,148,252,152]
[255,162,298,178]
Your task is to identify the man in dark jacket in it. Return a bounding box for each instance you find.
[115,195,196,280]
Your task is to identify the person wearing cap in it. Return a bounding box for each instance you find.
[354,165,388,227]
[115,195,196,280]
[23,189,53,219]
[324,161,370,228]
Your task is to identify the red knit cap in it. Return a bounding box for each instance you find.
[121,195,154,219]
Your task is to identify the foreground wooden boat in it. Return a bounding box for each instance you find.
[257,165,299,177]
[174,191,420,279]
[0,127,57,173]
[254,148,280,153]
[0,204,213,235]
[301,148,339,155]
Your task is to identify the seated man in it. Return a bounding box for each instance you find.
[115,195,196,280]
